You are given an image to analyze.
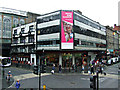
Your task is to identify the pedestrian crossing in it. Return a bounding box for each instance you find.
[82,72,118,79]
[81,77,107,83]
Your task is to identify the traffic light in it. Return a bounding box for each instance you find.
[41,64,46,73]
[33,65,38,75]
[90,75,97,89]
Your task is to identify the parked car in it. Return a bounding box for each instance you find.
[102,60,107,65]
[107,58,113,65]
[107,59,112,65]
[115,57,119,62]
[112,58,117,64]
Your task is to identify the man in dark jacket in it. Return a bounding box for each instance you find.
[91,65,94,74]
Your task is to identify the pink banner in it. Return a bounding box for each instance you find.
[61,11,73,49]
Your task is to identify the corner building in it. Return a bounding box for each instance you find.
[36,10,106,72]
[11,22,37,66]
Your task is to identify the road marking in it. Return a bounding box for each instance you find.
[100,77,107,83]
[13,73,51,81]
[82,73,118,79]
[81,78,89,80]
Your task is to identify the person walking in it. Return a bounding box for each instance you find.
[6,71,12,82]
[15,79,20,90]
[75,63,78,72]
[91,65,94,74]
[59,65,62,73]
[51,64,55,74]
[99,65,103,74]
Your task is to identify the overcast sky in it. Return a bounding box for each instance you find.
[0,0,119,27]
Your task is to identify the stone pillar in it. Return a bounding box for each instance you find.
[34,54,36,66]
[30,54,32,64]
[59,53,62,66]
[72,53,75,65]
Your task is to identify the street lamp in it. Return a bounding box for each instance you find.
[39,49,45,90]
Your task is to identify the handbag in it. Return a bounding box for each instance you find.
[51,70,54,74]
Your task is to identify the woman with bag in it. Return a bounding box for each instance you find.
[51,64,55,74]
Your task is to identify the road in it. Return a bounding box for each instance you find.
[2,63,120,90]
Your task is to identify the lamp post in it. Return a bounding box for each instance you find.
[96,70,99,90]
[39,49,44,90]
[39,55,41,90]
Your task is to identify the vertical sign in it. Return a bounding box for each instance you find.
[61,11,73,49]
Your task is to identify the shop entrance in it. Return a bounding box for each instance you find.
[62,53,72,67]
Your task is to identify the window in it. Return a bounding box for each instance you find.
[20,37,25,43]
[13,38,18,44]
[37,13,60,23]
[38,25,60,35]
[13,18,19,27]
[74,39,79,46]
[74,25,106,40]
[21,28,25,33]
[74,14,104,30]
[20,19,25,25]
[28,46,35,53]
[29,25,34,32]
[81,41,86,45]
[38,40,60,46]
[28,36,34,43]
[3,16,12,38]
[14,30,17,35]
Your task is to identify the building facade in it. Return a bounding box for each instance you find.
[0,7,40,57]
[11,22,36,66]
[113,24,120,49]
[113,24,120,55]
[106,26,119,57]
[36,10,106,72]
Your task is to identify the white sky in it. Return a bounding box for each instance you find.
[0,0,119,27]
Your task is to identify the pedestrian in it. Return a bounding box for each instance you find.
[88,65,91,75]
[51,64,55,74]
[59,65,62,73]
[75,63,78,72]
[15,79,20,90]
[6,71,12,82]
[82,65,84,73]
[99,65,103,74]
[91,65,94,74]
